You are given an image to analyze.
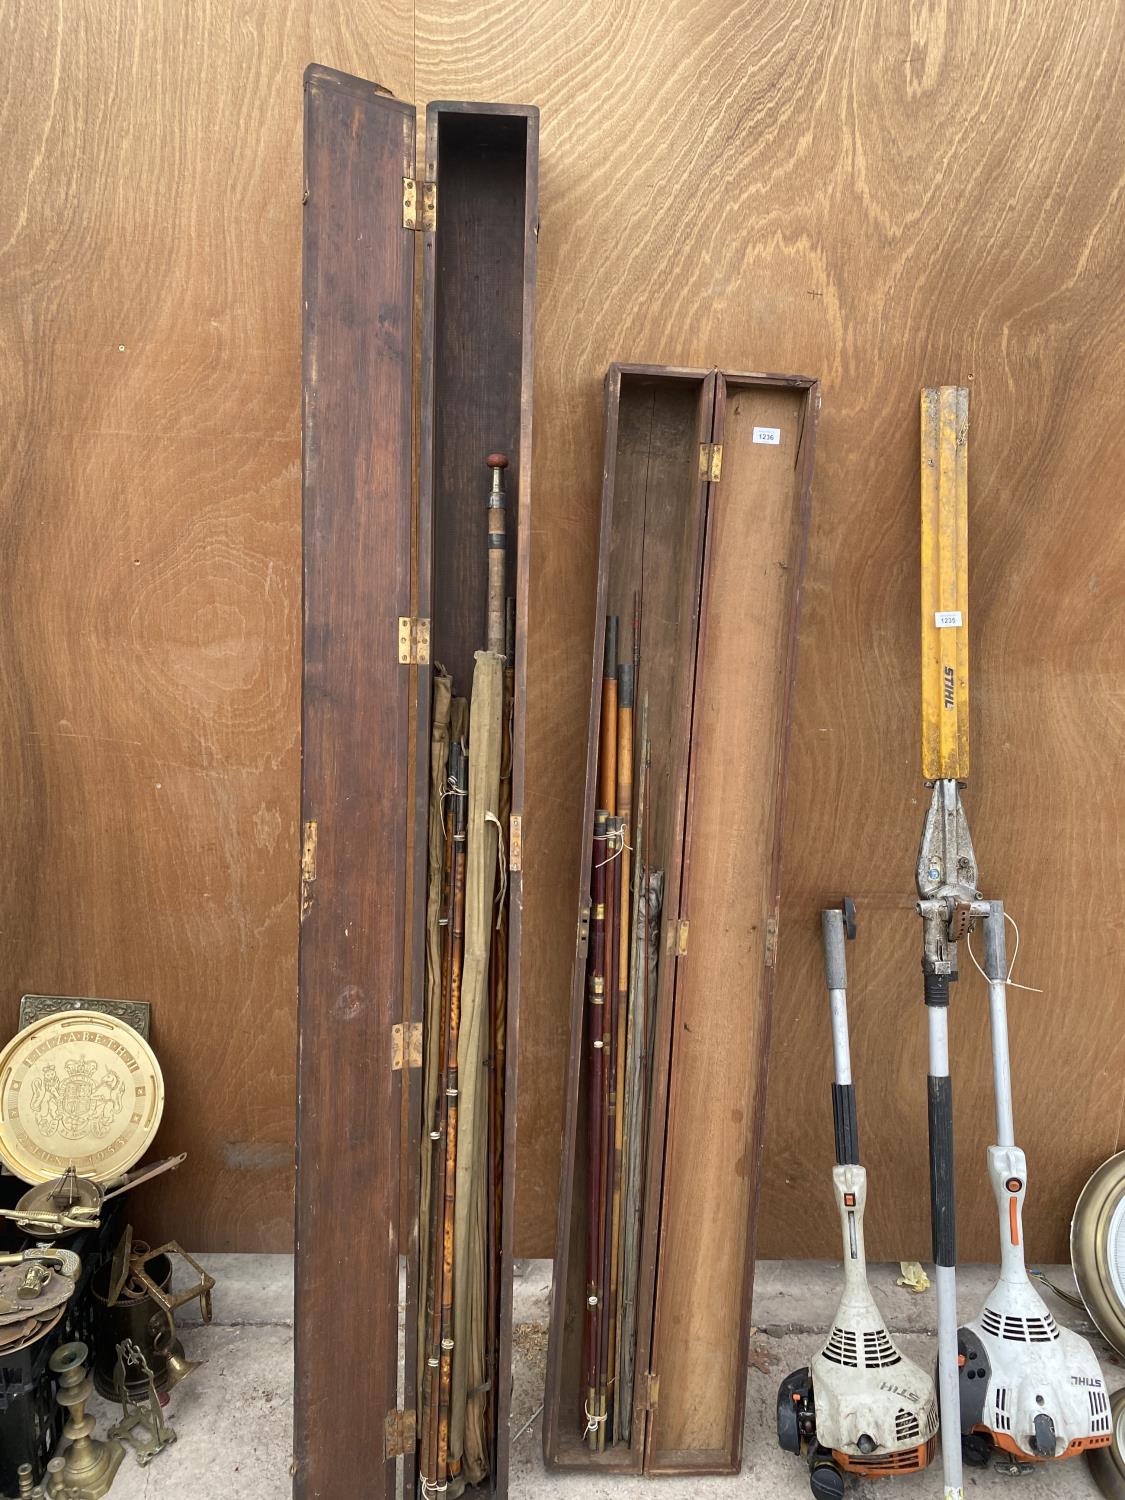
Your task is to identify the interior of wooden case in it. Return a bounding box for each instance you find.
[407,105,531,1500]
[429,109,529,684]
[551,371,713,1472]
[550,371,813,1474]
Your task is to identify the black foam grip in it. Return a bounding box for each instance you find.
[832,1083,860,1166]
[924,970,950,1006]
[928,1074,956,1267]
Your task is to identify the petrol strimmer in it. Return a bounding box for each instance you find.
[777,899,939,1497]
[953,903,1113,1471]
[915,386,1111,1494]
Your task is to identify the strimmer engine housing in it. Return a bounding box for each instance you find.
[805,1165,938,1478]
[959,1146,1113,1465]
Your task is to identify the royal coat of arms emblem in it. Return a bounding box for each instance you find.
[0,1009,165,1183]
[30,1057,127,1140]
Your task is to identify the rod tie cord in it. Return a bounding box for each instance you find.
[485,810,508,926]
[593,824,632,869]
[437,775,469,855]
[421,1480,447,1498]
[582,1399,607,1439]
[438,773,468,817]
[965,909,1043,993]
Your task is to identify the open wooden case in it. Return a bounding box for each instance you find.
[544,364,818,1476]
[295,66,537,1500]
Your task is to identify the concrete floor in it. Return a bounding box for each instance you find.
[77,1256,1121,1498]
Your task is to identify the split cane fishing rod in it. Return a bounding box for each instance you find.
[580,610,656,1450]
[584,811,609,1445]
[484,449,510,1463]
[486,454,508,656]
[421,785,456,1488]
[434,739,469,1487]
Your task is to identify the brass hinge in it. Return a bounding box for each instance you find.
[674,918,689,958]
[639,1371,660,1410]
[699,442,723,482]
[299,820,317,922]
[577,902,590,950]
[764,915,779,969]
[509,813,522,872]
[398,616,431,665]
[384,1406,416,1458]
[391,1022,423,1071]
[402,177,437,232]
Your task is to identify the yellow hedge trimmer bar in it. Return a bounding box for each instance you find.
[920,386,970,783]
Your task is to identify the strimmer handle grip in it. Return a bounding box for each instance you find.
[821,897,854,990]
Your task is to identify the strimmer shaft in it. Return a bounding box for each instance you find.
[981,901,1015,1149]
[917,777,988,1500]
[927,1002,962,1500]
[821,901,859,1166]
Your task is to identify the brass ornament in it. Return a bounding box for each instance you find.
[109,1338,177,1465]
[18,995,151,1041]
[0,1011,164,1185]
[0,1316,39,1348]
[48,1340,125,1498]
[0,1264,72,1323]
[13,1168,103,1237]
[11,1153,187,1238]
[127,1242,214,1328]
[93,1232,213,1399]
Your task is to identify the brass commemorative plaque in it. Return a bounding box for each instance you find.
[0,1010,165,1184]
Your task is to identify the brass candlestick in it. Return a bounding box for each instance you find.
[48,1340,124,1498]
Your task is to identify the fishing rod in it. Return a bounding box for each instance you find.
[486,454,508,656]
[584,811,609,1447]
[419,448,516,1493]
[581,612,660,1450]
[436,739,468,1486]
[420,764,456,1490]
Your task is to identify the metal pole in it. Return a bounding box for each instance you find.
[982,901,1015,1150]
[821,907,852,1086]
[821,905,859,1168]
[926,984,963,1500]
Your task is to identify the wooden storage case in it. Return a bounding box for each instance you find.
[544,364,818,1476]
[295,66,537,1500]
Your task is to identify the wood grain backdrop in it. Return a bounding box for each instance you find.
[2,0,1123,1258]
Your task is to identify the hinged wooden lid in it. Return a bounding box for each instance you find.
[297,68,539,1500]
[295,64,416,1500]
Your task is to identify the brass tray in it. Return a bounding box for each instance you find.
[1073,1151,1125,1360]
[1088,1388,1125,1500]
[0,1011,164,1184]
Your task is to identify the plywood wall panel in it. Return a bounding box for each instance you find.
[3,0,1123,1257]
[416,0,1125,1263]
[0,0,412,1250]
